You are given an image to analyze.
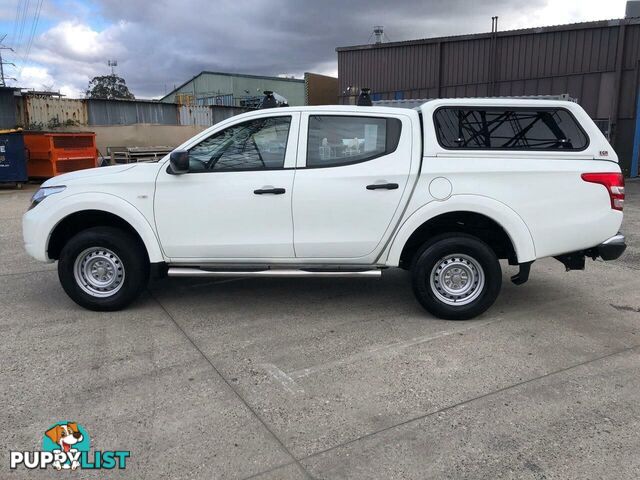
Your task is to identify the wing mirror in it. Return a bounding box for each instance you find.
[169,150,190,174]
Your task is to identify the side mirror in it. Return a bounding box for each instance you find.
[169,150,189,174]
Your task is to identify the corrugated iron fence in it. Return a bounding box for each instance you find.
[87,99,178,125]
[178,105,246,126]
[16,96,247,128]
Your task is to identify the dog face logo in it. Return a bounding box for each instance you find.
[42,422,89,471]
[45,423,83,453]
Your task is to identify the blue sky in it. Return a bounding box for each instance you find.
[1,0,108,47]
[0,0,629,99]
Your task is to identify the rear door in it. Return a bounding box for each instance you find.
[291,112,416,262]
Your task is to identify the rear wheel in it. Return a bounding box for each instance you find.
[58,227,149,311]
[411,234,502,320]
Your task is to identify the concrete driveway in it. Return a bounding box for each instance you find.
[1,180,639,479]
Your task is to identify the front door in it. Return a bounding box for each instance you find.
[154,113,300,260]
[292,113,414,261]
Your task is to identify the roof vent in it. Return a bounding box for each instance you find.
[357,88,372,106]
[373,26,384,44]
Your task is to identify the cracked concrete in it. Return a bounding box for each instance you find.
[1,180,639,479]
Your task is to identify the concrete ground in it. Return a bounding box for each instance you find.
[1,180,639,479]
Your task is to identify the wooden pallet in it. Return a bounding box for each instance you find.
[109,146,174,164]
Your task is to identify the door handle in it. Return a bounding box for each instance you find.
[254,187,286,195]
[366,183,399,190]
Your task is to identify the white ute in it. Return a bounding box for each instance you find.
[23,98,627,319]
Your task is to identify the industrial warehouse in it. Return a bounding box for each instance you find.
[337,12,640,176]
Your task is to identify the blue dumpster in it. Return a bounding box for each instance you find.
[0,131,27,185]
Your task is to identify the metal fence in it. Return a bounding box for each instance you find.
[87,99,178,125]
[178,105,212,126]
[14,96,248,129]
[22,97,87,127]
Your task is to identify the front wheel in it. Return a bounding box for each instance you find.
[58,227,149,311]
[411,234,502,320]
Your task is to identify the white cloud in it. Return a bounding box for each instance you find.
[16,65,54,86]
[59,84,85,98]
[509,0,627,29]
[9,19,130,97]
[13,64,84,97]
[37,20,127,61]
[5,0,633,99]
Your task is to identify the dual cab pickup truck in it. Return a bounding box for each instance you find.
[23,98,626,319]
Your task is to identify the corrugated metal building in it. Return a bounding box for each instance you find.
[337,17,640,176]
[160,71,306,107]
[304,72,339,105]
[0,88,19,129]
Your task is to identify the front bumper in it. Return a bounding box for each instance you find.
[596,233,626,261]
[22,207,52,262]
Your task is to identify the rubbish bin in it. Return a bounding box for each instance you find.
[24,132,97,178]
[0,130,28,187]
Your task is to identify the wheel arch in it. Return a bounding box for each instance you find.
[384,196,536,267]
[43,194,165,263]
[49,210,146,261]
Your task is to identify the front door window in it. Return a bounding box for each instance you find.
[189,116,291,171]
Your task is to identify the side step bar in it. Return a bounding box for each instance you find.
[167,268,382,278]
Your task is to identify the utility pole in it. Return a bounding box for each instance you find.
[0,35,16,87]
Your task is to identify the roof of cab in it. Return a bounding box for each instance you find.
[252,98,579,116]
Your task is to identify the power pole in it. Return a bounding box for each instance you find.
[0,35,16,87]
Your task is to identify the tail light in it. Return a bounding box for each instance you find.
[581,172,625,211]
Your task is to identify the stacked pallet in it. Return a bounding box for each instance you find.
[109,146,174,164]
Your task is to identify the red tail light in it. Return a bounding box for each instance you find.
[581,172,625,211]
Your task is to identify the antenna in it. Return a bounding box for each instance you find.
[373,26,384,44]
[107,59,118,75]
[0,34,16,87]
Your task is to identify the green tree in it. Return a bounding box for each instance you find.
[86,74,135,100]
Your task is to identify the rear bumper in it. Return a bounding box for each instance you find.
[596,233,626,261]
[555,233,626,270]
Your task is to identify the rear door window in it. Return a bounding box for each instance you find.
[306,115,402,167]
[434,108,589,151]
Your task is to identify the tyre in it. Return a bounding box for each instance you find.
[411,233,502,320]
[58,227,149,311]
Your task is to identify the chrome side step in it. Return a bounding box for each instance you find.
[167,267,382,278]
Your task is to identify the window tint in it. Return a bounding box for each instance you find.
[189,116,291,171]
[307,116,402,167]
[434,108,588,150]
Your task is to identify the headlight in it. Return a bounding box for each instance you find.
[29,186,66,210]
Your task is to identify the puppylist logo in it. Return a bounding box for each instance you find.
[10,422,130,471]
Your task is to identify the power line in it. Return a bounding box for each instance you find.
[10,0,24,48]
[16,0,31,52]
[0,34,17,86]
[20,0,44,70]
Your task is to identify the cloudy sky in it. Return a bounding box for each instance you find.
[0,0,629,99]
